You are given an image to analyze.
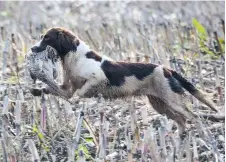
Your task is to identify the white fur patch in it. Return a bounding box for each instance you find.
[34,40,42,47]
[64,40,110,82]
[76,40,91,55]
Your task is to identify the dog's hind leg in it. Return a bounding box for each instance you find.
[147,95,187,135]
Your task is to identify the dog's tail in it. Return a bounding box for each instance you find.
[171,70,218,112]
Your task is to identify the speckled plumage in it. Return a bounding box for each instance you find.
[26,45,58,83]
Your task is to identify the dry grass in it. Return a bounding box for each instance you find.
[0,1,225,162]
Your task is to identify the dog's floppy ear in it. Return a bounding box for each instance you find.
[58,31,75,54]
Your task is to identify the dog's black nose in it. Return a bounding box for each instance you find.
[31,46,38,52]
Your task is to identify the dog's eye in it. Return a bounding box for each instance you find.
[53,57,58,62]
[44,35,50,41]
[40,34,44,39]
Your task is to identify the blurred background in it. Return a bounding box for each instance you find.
[0,1,225,162]
[0,1,225,61]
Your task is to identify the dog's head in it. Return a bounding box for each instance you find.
[31,27,80,59]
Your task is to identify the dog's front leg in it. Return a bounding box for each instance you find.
[60,69,71,89]
[76,79,98,97]
[43,68,74,98]
[30,82,73,99]
[44,84,73,99]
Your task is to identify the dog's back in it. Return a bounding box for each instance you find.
[83,60,183,99]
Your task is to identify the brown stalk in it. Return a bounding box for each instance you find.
[11,33,21,88]
[221,19,225,36]
[214,31,223,57]
[1,26,5,41]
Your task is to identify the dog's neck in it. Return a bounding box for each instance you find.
[61,39,113,65]
[76,40,91,56]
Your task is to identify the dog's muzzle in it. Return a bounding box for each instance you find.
[31,40,46,53]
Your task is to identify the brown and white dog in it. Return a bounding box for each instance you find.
[30,27,218,134]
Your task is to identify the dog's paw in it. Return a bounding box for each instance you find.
[76,89,85,97]
[30,88,42,96]
[30,88,50,96]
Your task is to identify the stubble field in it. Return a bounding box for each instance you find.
[0,1,225,162]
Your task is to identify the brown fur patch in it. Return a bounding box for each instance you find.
[163,68,172,78]
[86,51,102,62]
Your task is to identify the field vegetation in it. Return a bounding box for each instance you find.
[0,1,225,162]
